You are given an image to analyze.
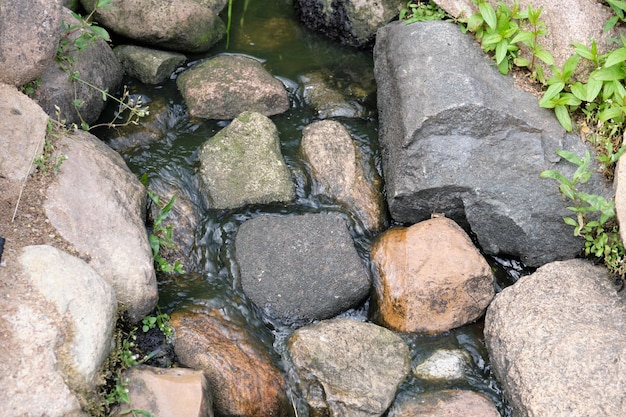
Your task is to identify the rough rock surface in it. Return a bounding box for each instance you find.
[115,365,213,417]
[44,130,157,322]
[80,0,225,53]
[370,217,494,333]
[198,111,295,209]
[294,0,405,48]
[485,259,626,417]
[413,349,472,381]
[0,84,49,182]
[387,389,501,417]
[20,245,116,392]
[235,213,371,324]
[36,8,123,126]
[374,20,610,266]
[114,45,186,85]
[177,55,290,119]
[171,309,291,417]
[0,0,62,86]
[614,154,626,246]
[301,120,385,233]
[288,318,411,417]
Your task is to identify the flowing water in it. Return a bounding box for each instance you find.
[95,1,531,415]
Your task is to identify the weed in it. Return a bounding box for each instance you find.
[604,0,626,32]
[34,118,68,175]
[20,78,41,98]
[140,174,185,275]
[399,1,446,23]
[142,310,174,341]
[540,150,626,278]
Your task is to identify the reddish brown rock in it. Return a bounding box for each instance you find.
[387,389,501,417]
[370,217,494,333]
[115,365,212,417]
[171,309,292,417]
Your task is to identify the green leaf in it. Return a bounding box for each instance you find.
[479,1,497,29]
[564,216,578,227]
[539,81,565,107]
[514,56,530,67]
[604,15,619,32]
[561,54,580,79]
[510,31,533,45]
[534,49,554,66]
[556,149,584,166]
[88,25,110,42]
[572,41,595,61]
[495,39,508,64]
[482,32,503,46]
[593,65,626,81]
[605,47,626,68]
[467,13,484,32]
[540,169,571,185]
[554,104,573,131]
[598,105,624,122]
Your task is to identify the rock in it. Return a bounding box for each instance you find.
[294,0,405,48]
[374,20,611,266]
[177,55,290,119]
[0,0,62,86]
[114,45,186,85]
[198,111,295,209]
[171,309,291,417]
[299,69,375,118]
[114,365,213,417]
[485,259,626,417]
[36,8,123,126]
[0,84,49,182]
[19,245,116,393]
[235,213,371,324]
[437,0,626,79]
[80,0,225,53]
[44,130,157,322]
[287,318,411,417]
[370,217,494,333]
[192,0,229,15]
[300,120,385,233]
[387,389,501,417]
[614,154,626,246]
[412,349,472,381]
[0,303,83,416]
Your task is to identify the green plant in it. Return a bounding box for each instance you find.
[538,54,581,131]
[142,310,174,341]
[57,0,114,70]
[540,150,626,277]
[465,0,554,77]
[604,0,626,31]
[20,78,41,98]
[140,174,185,274]
[34,119,68,175]
[399,1,446,23]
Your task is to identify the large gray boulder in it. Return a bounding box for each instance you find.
[294,0,405,48]
[235,213,371,324]
[36,8,123,126]
[0,84,48,182]
[374,20,610,267]
[44,130,157,322]
[19,245,116,392]
[0,0,62,86]
[287,318,411,417]
[485,259,626,416]
[177,55,290,120]
[198,111,295,209]
[80,0,225,53]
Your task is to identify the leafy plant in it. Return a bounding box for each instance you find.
[465,0,554,77]
[540,150,626,277]
[399,1,446,23]
[34,118,68,175]
[538,54,581,131]
[604,0,626,32]
[140,174,185,275]
[142,310,174,341]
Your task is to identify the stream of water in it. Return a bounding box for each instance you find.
[95,1,529,415]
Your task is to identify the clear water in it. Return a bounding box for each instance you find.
[95,1,528,415]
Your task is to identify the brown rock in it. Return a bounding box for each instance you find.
[0,0,62,86]
[388,389,500,417]
[176,55,290,120]
[115,365,213,417]
[370,217,494,333]
[171,309,292,417]
[301,120,385,233]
